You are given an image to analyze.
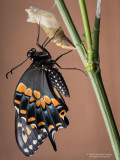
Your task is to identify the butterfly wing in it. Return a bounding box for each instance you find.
[47,68,70,97]
[14,63,69,156]
[15,112,47,156]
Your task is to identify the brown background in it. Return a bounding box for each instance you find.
[1,0,120,160]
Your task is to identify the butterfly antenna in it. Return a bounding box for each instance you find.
[6,57,29,79]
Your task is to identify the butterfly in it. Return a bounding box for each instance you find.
[6,25,85,156]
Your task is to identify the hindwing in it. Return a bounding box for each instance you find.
[15,112,47,156]
[14,63,69,156]
[47,68,70,97]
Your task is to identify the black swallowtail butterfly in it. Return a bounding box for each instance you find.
[6,25,85,156]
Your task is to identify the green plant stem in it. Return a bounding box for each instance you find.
[88,70,120,160]
[78,0,93,64]
[55,0,87,66]
[93,17,100,63]
[55,0,120,159]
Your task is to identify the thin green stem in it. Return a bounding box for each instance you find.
[93,17,100,63]
[55,0,87,66]
[78,0,93,64]
[55,0,120,159]
[93,0,101,63]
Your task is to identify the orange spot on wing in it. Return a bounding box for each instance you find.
[26,126,31,135]
[53,87,61,99]
[30,124,36,129]
[56,123,62,126]
[20,110,26,114]
[25,88,32,96]
[48,125,54,131]
[38,121,45,127]
[41,98,45,109]
[16,83,26,93]
[14,99,20,105]
[59,110,66,119]
[33,90,40,99]
[28,117,35,122]
[44,96,51,104]
[52,98,60,107]
[36,100,40,107]
[30,96,35,102]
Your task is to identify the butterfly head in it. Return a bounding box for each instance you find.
[27,48,52,66]
[27,48,36,58]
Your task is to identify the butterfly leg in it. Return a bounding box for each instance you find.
[36,24,62,50]
[36,24,51,57]
[43,27,62,48]
[36,24,44,49]
[55,50,72,62]
[36,25,62,49]
[36,23,49,47]
[36,23,40,45]
[55,62,87,76]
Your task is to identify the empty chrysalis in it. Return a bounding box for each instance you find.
[25,6,76,50]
